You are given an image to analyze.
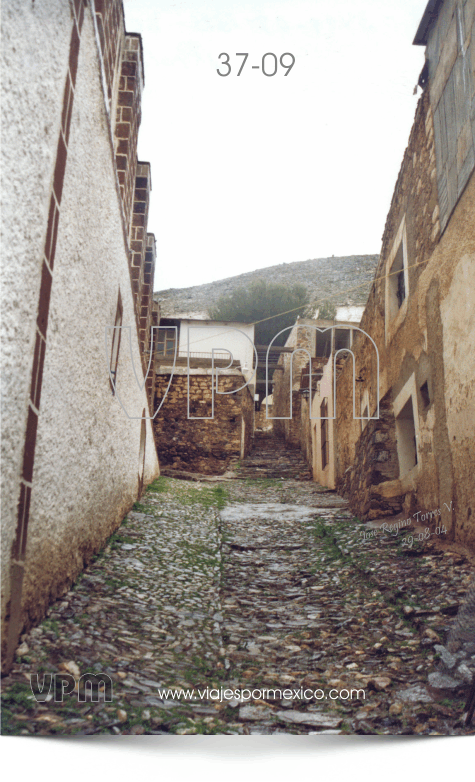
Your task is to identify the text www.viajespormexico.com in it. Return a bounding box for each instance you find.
[156,686,365,702]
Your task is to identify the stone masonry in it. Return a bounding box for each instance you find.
[153,372,254,474]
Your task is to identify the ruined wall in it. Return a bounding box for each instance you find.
[337,391,402,519]
[380,89,440,295]
[153,370,254,474]
[1,0,159,663]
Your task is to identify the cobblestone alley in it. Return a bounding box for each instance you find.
[2,435,475,736]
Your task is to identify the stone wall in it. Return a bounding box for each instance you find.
[255,407,273,432]
[334,72,475,546]
[153,371,253,474]
[337,391,403,520]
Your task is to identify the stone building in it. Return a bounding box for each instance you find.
[334,0,475,545]
[271,313,362,474]
[1,0,159,669]
[152,319,255,474]
[271,0,475,550]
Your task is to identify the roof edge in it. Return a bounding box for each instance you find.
[413,0,444,45]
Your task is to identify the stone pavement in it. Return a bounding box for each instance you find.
[2,440,475,735]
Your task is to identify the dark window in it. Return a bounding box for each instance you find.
[334,329,351,351]
[395,396,418,475]
[315,330,332,358]
[420,381,430,408]
[396,268,406,308]
[389,241,406,320]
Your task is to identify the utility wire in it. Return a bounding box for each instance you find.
[147,256,430,353]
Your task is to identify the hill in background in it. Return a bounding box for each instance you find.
[154,255,379,319]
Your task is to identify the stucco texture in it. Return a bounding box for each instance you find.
[1,0,73,624]
[1,4,159,633]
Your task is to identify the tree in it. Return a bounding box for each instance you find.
[209,279,309,347]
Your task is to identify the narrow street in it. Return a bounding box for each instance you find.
[2,434,474,736]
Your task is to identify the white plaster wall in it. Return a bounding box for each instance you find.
[310,356,335,487]
[335,306,364,323]
[441,253,475,444]
[1,5,159,624]
[440,251,475,537]
[1,0,73,619]
[179,320,255,370]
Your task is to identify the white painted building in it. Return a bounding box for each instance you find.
[1,0,159,669]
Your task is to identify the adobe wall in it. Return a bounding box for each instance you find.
[1,2,159,654]
[153,370,254,474]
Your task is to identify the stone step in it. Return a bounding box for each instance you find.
[236,433,313,482]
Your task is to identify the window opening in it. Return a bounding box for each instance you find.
[395,396,418,475]
[420,381,430,408]
[156,328,176,357]
[334,329,351,351]
[389,241,406,320]
[315,330,332,358]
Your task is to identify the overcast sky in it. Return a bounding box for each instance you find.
[124,0,426,290]
[122,0,427,291]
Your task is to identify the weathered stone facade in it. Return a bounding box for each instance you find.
[337,391,404,519]
[153,370,254,474]
[268,1,475,551]
[334,0,475,544]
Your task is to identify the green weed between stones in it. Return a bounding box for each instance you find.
[244,478,283,489]
[132,501,155,514]
[179,485,228,510]
[147,476,169,493]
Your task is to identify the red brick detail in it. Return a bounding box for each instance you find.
[53,134,68,203]
[69,22,81,86]
[44,194,60,268]
[61,74,74,144]
[12,483,31,560]
[6,15,85,671]
[94,0,124,103]
[22,406,39,484]
[36,261,53,338]
[30,332,46,410]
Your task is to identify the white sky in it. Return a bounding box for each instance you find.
[122,0,428,291]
